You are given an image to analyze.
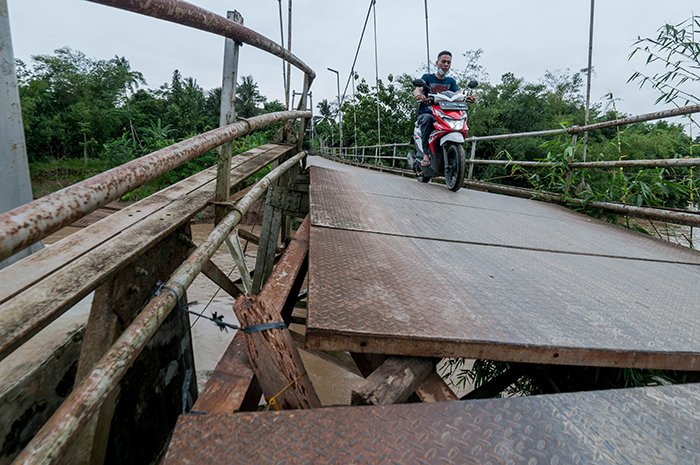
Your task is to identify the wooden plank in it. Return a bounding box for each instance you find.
[351,356,434,406]
[0,144,280,304]
[414,371,459,402]
[192,331,261,413]
[0,145,297,362]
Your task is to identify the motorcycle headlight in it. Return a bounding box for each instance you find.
[447,119,464,130]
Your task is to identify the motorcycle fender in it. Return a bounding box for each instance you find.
[439,132,465,146]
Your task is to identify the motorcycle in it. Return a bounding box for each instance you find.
[407,79,478,191]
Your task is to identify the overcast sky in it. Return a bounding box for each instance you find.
[6,0,698,130]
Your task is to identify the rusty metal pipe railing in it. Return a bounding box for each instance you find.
[464,104,700,143]
[11,151,308,465]
[0,110,310,262]
[467,158,700,169]
[87,0,315,81]
[462,180,700,228]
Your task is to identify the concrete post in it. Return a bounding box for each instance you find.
[0,0,42,270]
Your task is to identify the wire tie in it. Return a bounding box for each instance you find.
[265,370,307,411]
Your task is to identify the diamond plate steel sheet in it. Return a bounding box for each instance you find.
[309,165,700,265]
[307,227,700,369]
[163,383,700,464]
[306,160,700,369]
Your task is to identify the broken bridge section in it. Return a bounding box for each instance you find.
[305,157,700,370]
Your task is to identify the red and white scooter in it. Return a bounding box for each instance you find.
[408,79,478,191]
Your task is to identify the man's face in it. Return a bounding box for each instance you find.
[436,54,452,74]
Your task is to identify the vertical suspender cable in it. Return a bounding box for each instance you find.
[278,0,287,110]
[583,0,595,162]
[424,0,431,73]
[286,0,293,110]
[372,0,380,146]
[340,1,374,105]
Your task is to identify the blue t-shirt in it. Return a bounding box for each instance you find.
[418,73,459,115]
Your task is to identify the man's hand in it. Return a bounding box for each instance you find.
[414,88,426,103]
[466,95,477,103]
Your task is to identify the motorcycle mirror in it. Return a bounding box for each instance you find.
[467,80,479,89]
[412,78,427,87]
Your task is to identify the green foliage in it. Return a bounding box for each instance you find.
[19,47,146,161]
[629,14,700,106]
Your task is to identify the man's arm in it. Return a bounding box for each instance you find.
[414,86,427,103]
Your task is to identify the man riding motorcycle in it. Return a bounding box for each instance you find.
[414,50,476,166]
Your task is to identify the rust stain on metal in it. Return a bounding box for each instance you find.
[162,383,700,464]
[0,111,309,262]
[87,0,315,80]
[11,152,308,465]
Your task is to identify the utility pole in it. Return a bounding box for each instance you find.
[328,68,342,148]
[0,0,43,269]
[424,0,431,73]
[582,0,595,163]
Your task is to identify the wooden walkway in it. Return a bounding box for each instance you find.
[162,156,700,464]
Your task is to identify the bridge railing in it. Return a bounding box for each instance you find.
[315,104,700,230]
[4,1,317,464]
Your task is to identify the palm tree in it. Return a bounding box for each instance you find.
[236,75,267,118]
[315,99,336,146]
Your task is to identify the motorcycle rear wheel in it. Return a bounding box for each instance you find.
[444,142,466,192]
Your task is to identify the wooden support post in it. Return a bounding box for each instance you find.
[60,279,122,465]
[231,216,320,409]
[215,10,243,225]
[251,205,282,294]
[232,295,320,409]
[351,356,433,406]
[62,224,196,465]
[224,233,252,293]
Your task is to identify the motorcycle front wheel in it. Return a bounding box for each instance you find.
[443,142,466,192]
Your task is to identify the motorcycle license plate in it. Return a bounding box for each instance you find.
[438,101,468,110]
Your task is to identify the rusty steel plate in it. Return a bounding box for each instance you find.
[163,383,700,464]
[310,166,700,265]
[305,161,700,369]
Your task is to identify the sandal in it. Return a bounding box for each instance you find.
[421,157,430,166]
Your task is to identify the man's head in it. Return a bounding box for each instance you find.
[436,51,452,77]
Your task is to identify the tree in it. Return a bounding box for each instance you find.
[315,99,336,145]
[19,47,146,160]
[235,75,266,118]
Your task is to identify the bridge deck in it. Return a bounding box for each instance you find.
[164,381,700,463]
[305,157,700,370]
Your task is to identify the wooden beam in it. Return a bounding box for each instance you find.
[192,331,262,413]
[351,356,433,406]
[461,367,523,400]
[200,259,243,299]
[414,371,459,402]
